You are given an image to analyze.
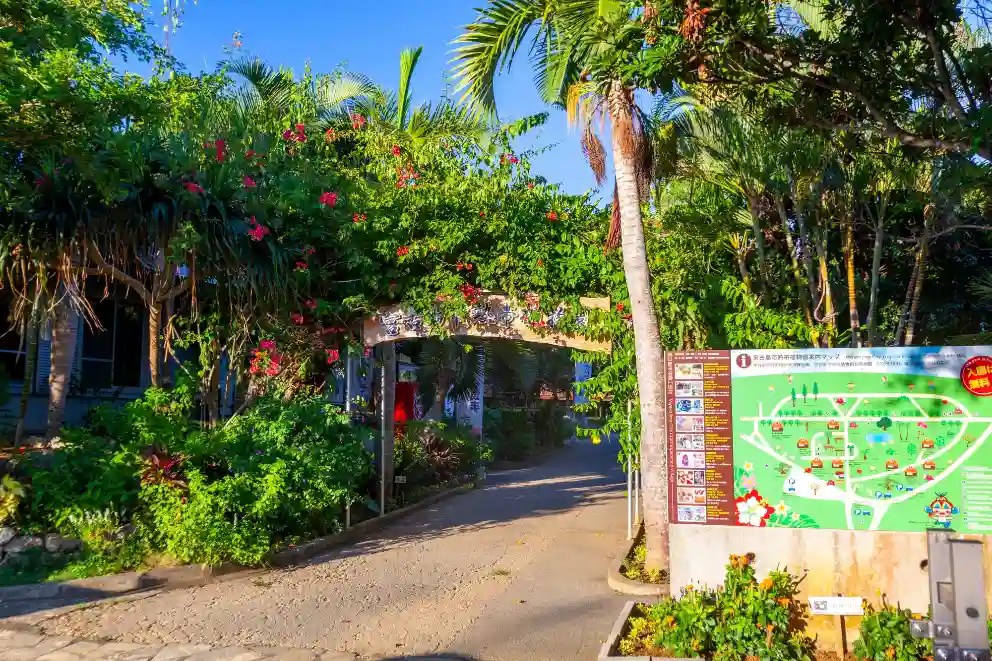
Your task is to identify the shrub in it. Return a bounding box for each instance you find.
[484,408,535,461]
[395,420,490,490]
[853,601,932,661]
[533,401,574,447]
[620,553,815,661]
[13,381,374,570]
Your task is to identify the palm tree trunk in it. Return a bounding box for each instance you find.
[815,231,835,347]
[14,317,39,445]
[746,196,768,295]
[903,216,931,346]
[894,259,918,345]
[148,302,162,387]
[609,82,669,573]
[865,217,885,347]
[775,195,811,325]
[789,183,819,309]
[844,213,860,347]
[46,300,78,439]
[427,369,452,420]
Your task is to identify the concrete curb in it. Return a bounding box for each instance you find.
[0,477,481,605]
[598,600,701,661]
[606,533,669,598]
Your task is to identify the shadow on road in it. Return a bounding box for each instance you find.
[307,440,625,565]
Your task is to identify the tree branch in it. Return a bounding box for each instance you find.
[157,275,194,302]
[86,241,152,304]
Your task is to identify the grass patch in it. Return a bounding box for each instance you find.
[491,568,511,577]
[0,541,150,587]
[620,535,668,585]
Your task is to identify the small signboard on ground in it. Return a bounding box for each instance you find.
[807,596,864,616]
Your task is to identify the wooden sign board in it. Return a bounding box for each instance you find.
[362,293,611,352]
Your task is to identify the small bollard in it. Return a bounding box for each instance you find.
[911,529,990,661]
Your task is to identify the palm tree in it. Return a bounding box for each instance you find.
[452,0,672,571]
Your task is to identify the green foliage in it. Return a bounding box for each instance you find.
[395,419,490,491]
[853,602,932,661]
[484,408,536,461]
[620,554,814,661]
[15,383,372,569]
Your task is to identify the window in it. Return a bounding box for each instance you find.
[0,299,26,382]
[80,299,143,389]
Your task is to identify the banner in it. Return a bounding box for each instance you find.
[667,347,992,533]
[362,294,610,352]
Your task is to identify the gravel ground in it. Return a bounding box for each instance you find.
[15,440,630,661]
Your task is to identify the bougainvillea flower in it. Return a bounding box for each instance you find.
[325,348,340,364]
[259,339,276,350]
[282,129,295,140]
[214,139,226,162]
[295,262,308,270]
[291,312,305,325]
[363,345,372,357]
[245,149,256,159]
[184,182,204,193]
[392,145,401,156]
[304,299,317,310]
[305,247,315,255]
[243,176,257,189]
[396,246,409,257]
[247,216,270,241]
[546,211,558,221]
[319,191,337,207]
[295,123,305,133]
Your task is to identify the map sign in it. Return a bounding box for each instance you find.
[667,347,992,533]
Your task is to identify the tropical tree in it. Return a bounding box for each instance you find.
[453,0,678,571]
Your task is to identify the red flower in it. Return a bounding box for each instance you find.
[324,128,336,142]
[305,247,315,255]
[350,113,366,129]
[245,149,257,159]
[364,345,372,357]
[247,216,270,241]
[291,312,305,325]
[392,145,401,156]
[616,303,625,312]
[319,191,337,207]
[259,339,277,350]
[304,299,317,310]
[510,155,519,164]
[243,176,257,189]
[295,132,306,143]
[282,129,295,141]
[479,211,485,217]
[457,262,463,270]
[326,348,340,364]
[184,182,204,194]
[352,213,366,223]
[396,246,409,257]
[17,447,25,455]
[546,211,558,221]
[214,139,226,162]
[465,263,473,271]
[295,123,305,133]
[296,262,308,271]
[527,182,534,189]
[537,259,543,266]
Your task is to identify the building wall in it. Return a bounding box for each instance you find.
[670,523,992,646]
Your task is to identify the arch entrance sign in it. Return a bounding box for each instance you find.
[356,292,611,518]
[362,293,611,352]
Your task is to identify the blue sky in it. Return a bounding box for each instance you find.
[143,0,606,200]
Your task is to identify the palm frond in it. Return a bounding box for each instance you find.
[396,46,424,132]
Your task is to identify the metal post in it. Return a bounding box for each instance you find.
[634,460,640,525]
[378,347,386,518]
[911,529,990,661]
[344,346,352,413]
[627,456,633,540]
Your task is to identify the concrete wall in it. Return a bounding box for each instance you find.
[670,523,992,647]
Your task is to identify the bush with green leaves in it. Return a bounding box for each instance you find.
[620,553,814,661]
[13,381,373,569]
[483,408,536,461]
[853,602,932,661]
[395,419,490,490]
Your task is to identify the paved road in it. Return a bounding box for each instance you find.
[20,441,629,661]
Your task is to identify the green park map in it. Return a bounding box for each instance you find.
[729,348,992,533]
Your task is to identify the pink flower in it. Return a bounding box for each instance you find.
[363,345,372,357]
[296,261,308,270]
[392,145,401,156]
[282,129,295,141]
[291,312,305,325]
[265,366,280,376]
[247,216,270,241]
[214,139,226,162]
[250,365,260,374]
[259,339,276,350]
[325,348,340,364]
[243,176,257,189]
[305,247,315,255]
[319,191,337,207]
[184,182,204,193]
[245,149,257,159]
[304,299,317,310]
[527,182,534,189]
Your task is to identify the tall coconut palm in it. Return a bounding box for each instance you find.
[452,0,672,571]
